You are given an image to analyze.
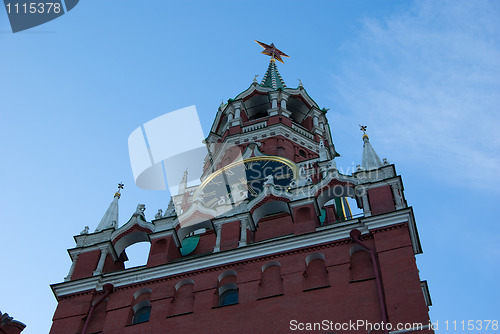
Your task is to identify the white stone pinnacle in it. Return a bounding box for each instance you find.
[361,135,383,170]
[95,194,119,232]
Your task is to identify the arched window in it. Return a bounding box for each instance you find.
[219,283,238,306]
[132,301,151,324]
[131,288,152,325]
[216,271,238,307]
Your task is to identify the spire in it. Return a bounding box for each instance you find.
[178,169,188,195]
[260,59,287,90]
[95,183,123,232]
[255,40,289,90]
[360,125,383,170]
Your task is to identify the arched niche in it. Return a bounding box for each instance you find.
[316,184,358,224]
[177,220,214,244]
[349,246,375,281]
[316,185,355,209]
[134,287,152,300]
[113,229,151,258]
[252,200,291,227]
[304,252,329,291]
[244,94,269,120]
[258,261,283,299]
[287,96,310,123]
[296,206,312,222]
[123,241,151,269]
[168,278,195,317]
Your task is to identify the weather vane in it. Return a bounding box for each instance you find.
[255,40,290,63]
[359,125,367,134]
[115,182,124,198]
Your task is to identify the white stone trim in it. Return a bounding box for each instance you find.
[213,223,222,252]
[239,218,248,247]
[51,209,420,298]
[362,193,371,217]
[74,229,114,248]
[64,253,79,282]
[362,207,422,254]
[68,241,118,261]
[93,247,109,276]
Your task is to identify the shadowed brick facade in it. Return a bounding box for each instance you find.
[50,52,432,334]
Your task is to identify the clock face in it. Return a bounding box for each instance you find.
[198,156,297,208]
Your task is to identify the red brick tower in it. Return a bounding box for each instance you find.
[50,42,432,334]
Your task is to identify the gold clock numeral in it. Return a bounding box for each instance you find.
[209,180,222,186]
[239,178,258,196]
[273,166,284,172]
[203,191,216,197]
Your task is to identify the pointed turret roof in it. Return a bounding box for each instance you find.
[260,59,287,90]
[361,133,383,170]
[178,169,188,195]
[95,184,123,232]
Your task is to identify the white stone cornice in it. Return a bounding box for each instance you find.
[74,229,114,248]
[51,276,102,298]
[51,209,420,299]
[234,83,273,101]
[361,207,422,254]
[68,240,120,262]
[354,164,396,183]
[246,185,294,213]
[110,214,155,242]
[148,228,176,241]
[282,87,319,109]
[208,109,225,135]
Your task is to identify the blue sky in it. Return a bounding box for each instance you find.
[1,1,499,333]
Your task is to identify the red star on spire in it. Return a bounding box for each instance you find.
[255,40,290,63]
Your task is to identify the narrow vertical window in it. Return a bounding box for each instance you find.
[219,284,238,306]
[132,304,151,324]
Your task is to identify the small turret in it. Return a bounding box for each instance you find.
[95,183,123,232]
[178,169,188,195]
[360,125,383,170]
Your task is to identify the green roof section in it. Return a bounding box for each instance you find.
[260,59,287,90]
